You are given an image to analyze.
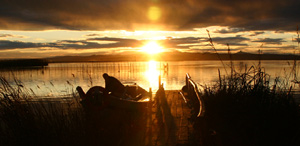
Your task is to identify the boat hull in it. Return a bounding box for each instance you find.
[105,95,150,111]
[77,85,151,111]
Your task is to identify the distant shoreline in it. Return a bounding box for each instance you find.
[46,52,300,63]
[47,58,300,64]
[1,52,300,64]
[0,59,48,68]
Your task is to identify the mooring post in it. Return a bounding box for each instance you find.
[149,87,152,102]
[159,75,161,89]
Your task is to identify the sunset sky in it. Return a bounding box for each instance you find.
[0,0,299,59]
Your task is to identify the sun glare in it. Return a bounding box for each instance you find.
[145,60,160,90]
[148,6,161,21]
[141,41,163,54]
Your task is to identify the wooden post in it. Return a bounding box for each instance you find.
[149,87,152,102]
[159,75,161,89]
[186,73,188,87]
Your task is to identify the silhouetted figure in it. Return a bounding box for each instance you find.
[103,73,125,97]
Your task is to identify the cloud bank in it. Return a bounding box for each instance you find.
[0,0,299,31]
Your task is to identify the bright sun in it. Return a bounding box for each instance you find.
[141,41,163,54]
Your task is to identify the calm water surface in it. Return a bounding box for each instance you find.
[1,60,298,97]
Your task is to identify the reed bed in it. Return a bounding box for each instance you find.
[189,31,300,146]
[0,76,147,146]
[0,76,87,145]
[192,64,299,145]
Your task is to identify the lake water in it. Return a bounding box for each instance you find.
[1,60,299,98]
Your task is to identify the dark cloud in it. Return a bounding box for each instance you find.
[193,48,240,52]
[249,31,265,36]
[0,34,14,37]
[0,40,49,50]
[275,30,286,34]
[88,37,144,48]
[85,34,103,37]
[214,28,246,34]
[0,0,299,31]
[161,36,250,50]
[0,33,24,38]
[0,36,293,55]
[209,36,250,46]
[0,37,146,50]
[0,36,213,51]
[161,37,201,47]
[158,37,209,50]
[252,38,286,45]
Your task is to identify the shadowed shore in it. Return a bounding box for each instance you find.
[0,59,48,68]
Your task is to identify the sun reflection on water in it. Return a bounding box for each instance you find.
[145,60,160,90]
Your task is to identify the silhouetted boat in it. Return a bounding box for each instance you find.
[76,85,151,111]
